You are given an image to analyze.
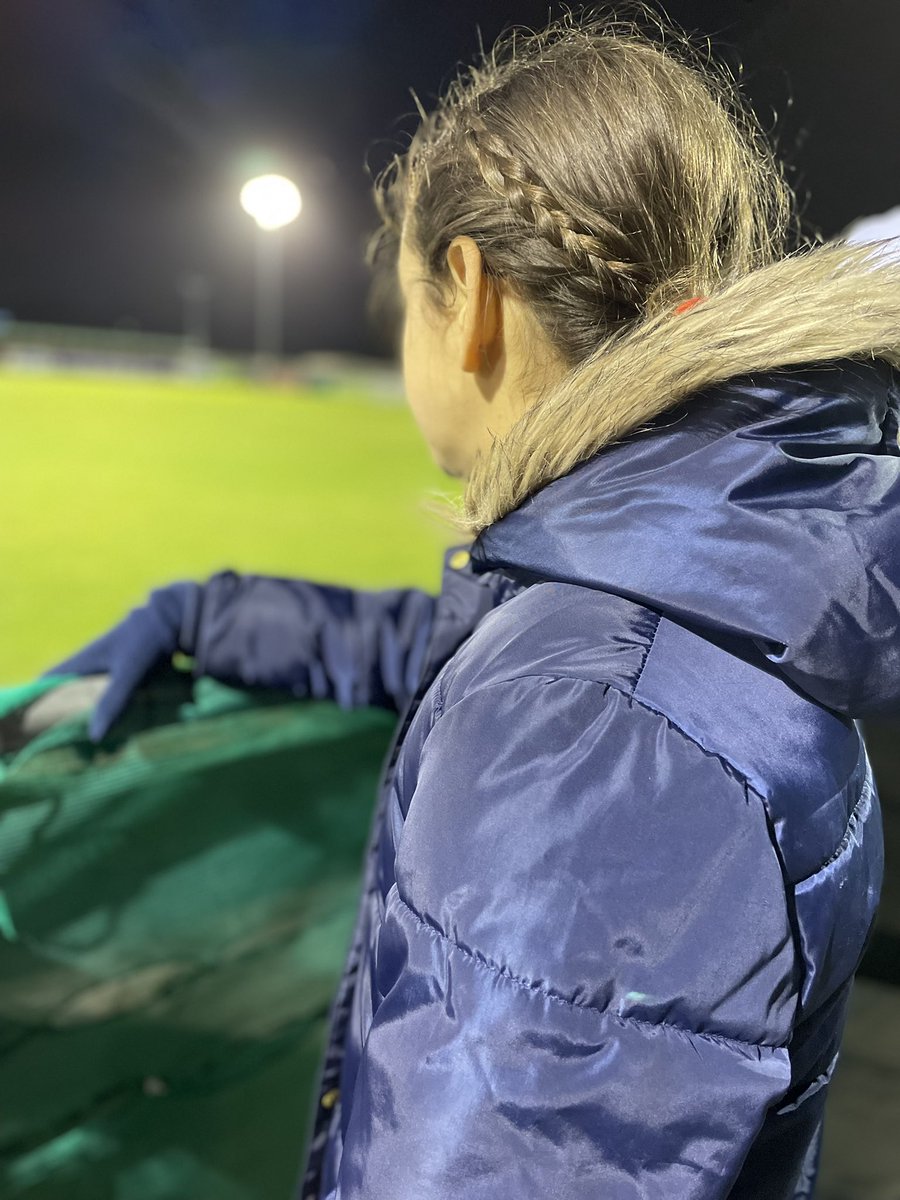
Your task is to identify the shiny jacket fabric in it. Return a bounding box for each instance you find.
[185,357,899,1199]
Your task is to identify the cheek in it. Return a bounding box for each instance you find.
[401,324,423,420]
[402,316,435,425]
[400,305,467,476]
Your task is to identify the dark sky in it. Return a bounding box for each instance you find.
[1,0,897,357]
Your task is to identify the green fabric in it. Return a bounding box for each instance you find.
[0,672,396,1199]
[0,677,78,723]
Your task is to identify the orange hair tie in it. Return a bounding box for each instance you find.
[674,296,706,315]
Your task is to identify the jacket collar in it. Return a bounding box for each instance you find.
[471,356,900,717]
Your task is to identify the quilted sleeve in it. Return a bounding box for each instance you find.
[328,674,799,1199]
[186,570,438,713]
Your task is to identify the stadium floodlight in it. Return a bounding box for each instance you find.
[239,174,302,371]
[240,174,302,231]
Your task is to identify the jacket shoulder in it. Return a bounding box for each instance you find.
[398,633,798,1048]
[436,581,879,1016]
[632,616,867,871]
[444,580,870,884]
[441,579,658,700]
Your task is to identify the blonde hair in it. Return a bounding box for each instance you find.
[367,4,900,539]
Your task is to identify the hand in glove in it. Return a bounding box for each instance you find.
[40,581,201,743]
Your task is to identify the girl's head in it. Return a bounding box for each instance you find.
[367,6,801,531]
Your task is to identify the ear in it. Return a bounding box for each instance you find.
[446,236,502,373]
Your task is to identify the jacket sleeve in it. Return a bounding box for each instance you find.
[329,674,799,1199]
[184,570,438,713]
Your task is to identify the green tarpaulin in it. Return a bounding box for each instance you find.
[0,669,395,1200]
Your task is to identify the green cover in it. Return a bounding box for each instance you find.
[0,672,396,1199]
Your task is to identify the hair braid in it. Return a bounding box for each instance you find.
[462,109,646,306]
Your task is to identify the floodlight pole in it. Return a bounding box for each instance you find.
[254,226,283,374]
[240,173,300,377]
[180,273,211,353]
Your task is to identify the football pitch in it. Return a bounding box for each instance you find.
[2,368,462,685]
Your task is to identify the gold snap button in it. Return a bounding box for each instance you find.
[448,549,470,570]
[320,1087,340,1110]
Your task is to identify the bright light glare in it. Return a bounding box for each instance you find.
[240,174,302,231]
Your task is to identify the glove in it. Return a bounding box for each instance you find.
[40,581,201,743]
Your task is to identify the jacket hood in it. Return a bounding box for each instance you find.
[468,248,900,717]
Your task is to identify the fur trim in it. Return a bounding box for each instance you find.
[438,240,900,539]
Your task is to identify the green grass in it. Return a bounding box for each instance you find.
[1,368,463,685]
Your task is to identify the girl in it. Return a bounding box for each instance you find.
[46,8,900,1198]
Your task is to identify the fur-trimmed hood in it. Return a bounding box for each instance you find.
[468,242,900,717]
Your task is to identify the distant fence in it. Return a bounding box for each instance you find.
[0,320,404,399]
[0,320,220,378]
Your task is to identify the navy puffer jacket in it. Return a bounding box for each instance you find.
[185,357,897,1199]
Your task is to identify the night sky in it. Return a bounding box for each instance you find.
[1,0,897,357]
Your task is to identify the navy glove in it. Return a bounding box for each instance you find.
[40,581,201,744]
